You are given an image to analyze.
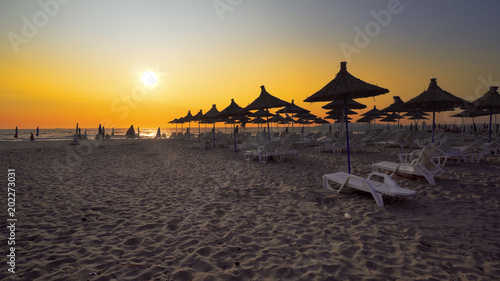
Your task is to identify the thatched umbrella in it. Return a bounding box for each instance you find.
[382,96,412,129]
[469,86,500,141]
[191,109,204,141]
[168,118,180,134]
[251,116,267,131]
[183,110,194,130]
[356,115,373,130]
[402,78,469,142]
[322,98,367,110]
[304,62,389,173]
[408,114,429,131]
[450,109,488,129]
[203,104,220,146]
[276,99,309,131]
[219,99,250,151]
[245,85,291,140]
[379,115,397,130]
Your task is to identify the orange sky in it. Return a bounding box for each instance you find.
[1,1,499,129]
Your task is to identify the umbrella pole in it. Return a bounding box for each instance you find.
[489,108,493,142]
[198,123,201,143]
[344,95,351,174]
[233,123,237,152]
[213,123,216,147]
[431,105,436,143]
[266,111,271,141]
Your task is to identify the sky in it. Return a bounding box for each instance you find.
[1,0,499,129]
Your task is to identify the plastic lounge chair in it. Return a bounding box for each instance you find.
[243,141,281,163]
[323,171,417,207]
[372,143,445,186]
[272,139,297,161]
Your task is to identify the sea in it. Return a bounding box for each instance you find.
[0,123,398,142]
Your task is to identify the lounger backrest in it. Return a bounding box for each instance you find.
[438,138,458,151]
[349,134,364,144]
[418,144,438,169]
[277,139,295,153]
[335,137,347,146]
[262,141,281,153]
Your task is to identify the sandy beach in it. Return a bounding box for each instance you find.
[1,139,499,280]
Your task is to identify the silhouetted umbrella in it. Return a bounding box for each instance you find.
[251,116,267,131]
[276,99,309,131]
[382,96,411,128]
[294,111,317,120]
[156,127,161,138]
[14,126,18,139]
[322,98,367,110]
[451,109,488,128]
[276,99,309,114]
[356,116,373,123]
[168,118,181,134]
[408,114,429,131]
[252,108,274,117]
[380,116,397,130]
[361,106,385,118]
[402,111,430,117]
[203,104,220,146]
[245,85,291,140]
[219,99,249,151]
[76,123,79,134]
[191,109,204,141]
[469,86,500,141]
[402,78,469,142]
[304,61,389,173]
[326,108,358,116]
[183,110,194,129]
[356,115,374,130]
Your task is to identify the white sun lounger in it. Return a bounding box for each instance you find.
[372,144,445,186]
[323,171,416,207]
[243,140,281,163]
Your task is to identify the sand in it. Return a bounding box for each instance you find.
[0,139,499,280]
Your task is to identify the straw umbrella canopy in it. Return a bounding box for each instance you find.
[356,116,373,123]
[469,86,500,141]
[245,85,291,140]
[408,114,429,131]
[402,78,470,142]
[382,96,413,129]
[303,61,389,173]
[326,108,358,116]
[356,116,373,130]
[360,106,385,130]
[191,109,204,139]
[203,104,221,146]
[276,99,309,114]
[361,105,385,118]
[251,116,267,131]
[402,111,430,117]
[268,113,289,131]
[322,98,367,110]
[284,113,294,122]
[276,99,309,131]
[218,99,250,151]
[293,111,317,120]
[183,110,194,130]
[450,109,488,129]
[252,108,274,118]
[168,118,181,134]
[380,116,397,130]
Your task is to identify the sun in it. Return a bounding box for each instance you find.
[141,71,158,88]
